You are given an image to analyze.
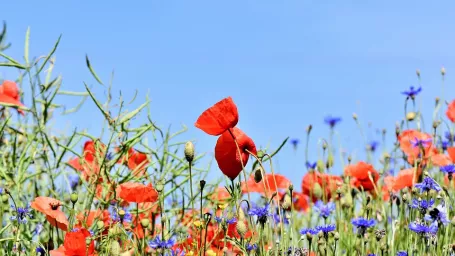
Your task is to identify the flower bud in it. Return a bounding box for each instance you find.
[155,180,165,192]
[281,194,292,210]
[334,232,340,241]
[256,150,264,159]
[312,183,323,200]
[316,160,325,172]
[200,180,206,190]
[110,240,121,256]
[97,220,104,230]
[306,125,312,133]
[236,221,247,238]
[140,218,150,228]
[70,192,78,204]
[326,154,334,168]
[406,112,416,121]
[184,141,195,163]
[441,67,446,76]
[416,69,421,77]
[352,113,358,120]
[254,167,263,183]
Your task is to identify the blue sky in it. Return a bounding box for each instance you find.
[1,1,455,190]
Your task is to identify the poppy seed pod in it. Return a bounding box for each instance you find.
[312,183,323,199]
[306,125,312,133]
[281,194,292,210]
[316,160,325,172]
[70,192,78,204]
[140,218,150,228]
[184,141,195,163]
[96,220,104,230]
[236,221,247,238]
[352,113,358,120]
[326,154,334,169]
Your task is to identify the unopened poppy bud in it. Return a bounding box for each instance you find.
[155,181,165,192]
[406,112,416,121]
[86,237,92,246]
[306,232,313,241]
[288,183,294,192]
[326,154,334,168]
[184,141,195,163]
[334,232,340,241]
[97,220,104,230]
[424,171,429,177]
[306,125,312,133]
[402,193,408,203]
[441,67,446,76]
[110,240,121,256]
[257,150,264,158]
[347,155,352,163]
[435,97,440,106]
[352,113,358,120]
[236,221,247,238]
[317,160,325,172]
[118,209,125,218]
[416,69,421,77]
[1,194,8,203]
[312,183,323,199]
[322,142,327,150]
[140,218,150,228]
[254,168,263,183]
[70,192,78,204]
[200,180,206,190]
[281,194,292,210]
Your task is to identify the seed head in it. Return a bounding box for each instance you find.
[184,141,195,163]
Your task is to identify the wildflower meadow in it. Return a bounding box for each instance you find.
[1,21,455,256]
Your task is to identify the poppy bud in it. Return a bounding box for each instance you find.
[110,240,121,256]
[288,183,294,192]
[347,155,352,163]
[281,194,292,210]
[236,221,247,238]
[441,66,446,76]
[435,97,440,106]
[70,192,78,204]
[334,232,340,241]
[312,183,323,199]
[254,168,263,183]
[97,220,104,230]
[416,69,421,77]
[109,224,122,236]
[184,141,195,163]
[424,171,429,177]
[306,125,312,133]
[257,150,264,159]
[1,194,8,203]
[155,181,165,192]
[316,160,325,172]
[406,112,416,121]
[238,207,245,221]
[306,232,313,241]
[326,154,334,169]
[322,142,327,150]
[352,113,358,120]
[140,218,150,228]
[200,180,206,190]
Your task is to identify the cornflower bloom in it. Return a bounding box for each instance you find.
[409,221,438,236]
[440,165,455,180]
[324,115,342,128]
[148,236,176,249]
[10,204,33,224]
[248,204,271,227]
[401,86,422,98]
[411,198,435,214]
[314,200,336,218]
[352,217,376,236]
[414,176,441,193]
[425,203,449,226]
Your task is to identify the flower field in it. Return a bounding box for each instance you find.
[1,22,455,256]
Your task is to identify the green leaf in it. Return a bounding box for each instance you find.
[119,100,150,124]
[0,62,26,69]
[84,82,112,123]
[0,52,20,65]
[24,27,30,65]
[36,34,61,75]
[86,54,104,85]
[252,137,289,170]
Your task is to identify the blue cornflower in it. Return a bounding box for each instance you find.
[214,216,236,225]
[414,176,441,193]
[367,141,379,152]
[401,86,422,98]
[324,116,342,128]
[387,169,395,176]
[425,203,449,226]
[290,139,300,147]
[0,187,3,194]
[246,243,258,252]
[10,204,32,224]
[409,221,438,235]
[315,224,336,235]
[411,198,435,213]
[440,165,455,175]
[441,140,450,151]
[32,223,43,236]
[148,236,176,249]
[273,213,289,225]
[410,137,432,148]
[396,252,408,256]
[445,131,455,141]
[306,161,317,170]
[314,200,336,218]
[106,152,114,161]
[248,204,271,226]
[69,175,79,191]
[368,254,376,256]
[352,217,376,236]
[299,228,319,236]
[36,247,45,256]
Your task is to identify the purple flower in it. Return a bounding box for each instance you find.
[246,243,258,252]
[425,203,449,226]
[111,207,132,223]
[314,200,336,218]
[324,116,342,128]
[10,204,32,224]
[352,217,376,236]
[290,139,300,147]
[396,252,408,256]
[214,216,236,225]
[367,141,379,152]
[300,228,319,236]
[414,176,441,193]
[410,137,432,148]
[409,221,438,235]
[306,161,317,170]
[36,247,45,256]
[441,140,450,151]
[445,131,455,141]
[169,249,185,256]
[440,165,455,175]
[148,236,176,249]
[32,223,43,236]
[248,204,271,225]
[411,198,435,212]
[273,213,289,225]
[401,86,422,98]
[315,224,336,234]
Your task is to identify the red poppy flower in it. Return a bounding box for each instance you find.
[345,161,379,191]
[118,182,158,203]
[195,97,239,136]
[76,210,111,229]
[301,171,341,202]
[392,168,420,191]
[209,187,231,204]
[214,127,256,180]
[50,228,95,256]
[68,140,107,180]
[242,173,291,197]
[446,100,455,122]
[0,80,25,115]
[31,197,68,231]
[398,130,435,164]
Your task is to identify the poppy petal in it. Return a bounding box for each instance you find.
[195,97,239,136]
